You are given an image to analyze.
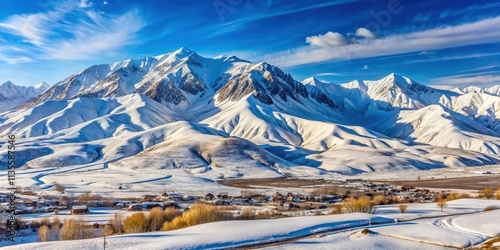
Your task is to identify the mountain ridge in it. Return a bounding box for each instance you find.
[1,48,500,176]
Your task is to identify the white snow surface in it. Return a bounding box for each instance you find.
[4,199,500,250]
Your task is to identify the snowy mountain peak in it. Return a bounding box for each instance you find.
[213,54,249,63]
[34,81,50,91]
[1,81,15,87]
[302,77,321,86]
[379,73,412,86]
[171,47,196,58]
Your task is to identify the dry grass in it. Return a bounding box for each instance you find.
[271,211,285,219]
[330,204,343,214]
[51,217,61,241]
[123,212,147,234]
[59,218,93,240]
[477,236,500,250]
[146,207,182,231]
[373,195,386,205]
[436,194,448,212]
[483,205,498,212]
[162,203,225,231]
[102,224,114,237]
[53,182,65,193]
[147,207,165,231]
[311,185,346,196]
[109,213,124,235]
[343,196,375,214]
[255,211,273,219]
[398,204,408,214]
[163,207,183,222]
[52,217,61,229]
[76,192,103,204]
[445,192,460,201]
[496,189,500,200]
[38,225,50,242]
[479,188,495,199]
[238,208,256,220]
[40,217,51,227]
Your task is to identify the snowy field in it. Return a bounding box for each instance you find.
[3,199,500,250]
[1,157,498,200]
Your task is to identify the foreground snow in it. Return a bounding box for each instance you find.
[4,199,500,250]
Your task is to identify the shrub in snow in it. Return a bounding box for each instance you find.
[109,213,124,234]
[53,182,65,193]
[330,204,343,214]
[343,196,375,214]
[38,225,49,242]
[162,203,225,231]
[123,212,147,233]
[479,188,495,199]
[59,218,93,240]
[39,217,51,227]
[51,217,61,241]
[436,194,448,212]
[373,195,385,205]
[146,207,181,231]
[398,204,408,214]
[483,205,498,211]
[238,208,256,220]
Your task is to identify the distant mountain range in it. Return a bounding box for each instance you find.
[1,48,499,177]
[0,81,49,112]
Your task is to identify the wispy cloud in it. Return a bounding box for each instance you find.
[0,0,147,63]
[431,73,500,89]
[45,9,147,60]
[208,0,359,38]
[78,0,93,8]
[439,2,500,19]
[418,51,436,55]
[260,16,500,67]
[315,72,343,76]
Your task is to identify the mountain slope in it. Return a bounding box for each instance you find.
[1,48,500,177]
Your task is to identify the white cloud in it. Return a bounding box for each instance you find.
[0,11,65,46]
[355,28,375,39]
[431,74,500,89]
[103,1,108,5]
[418,51,436,55]
[0,2,147,63]
[45,9,147,60]
[362,65,368,70]
[261,16,500,67]
[306,31,351,47]
[79,0,93,8]
[315,72,343,76]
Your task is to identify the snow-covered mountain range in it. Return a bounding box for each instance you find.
[0,81,49,112]
[1,48,500,177]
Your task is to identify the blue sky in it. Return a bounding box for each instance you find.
[0,0,499,89]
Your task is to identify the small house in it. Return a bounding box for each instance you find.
[205,193,214,200]
[71,205,89,214]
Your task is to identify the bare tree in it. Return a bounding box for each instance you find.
[436,194,447,212]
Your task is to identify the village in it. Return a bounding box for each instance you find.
[0,181,467,217]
